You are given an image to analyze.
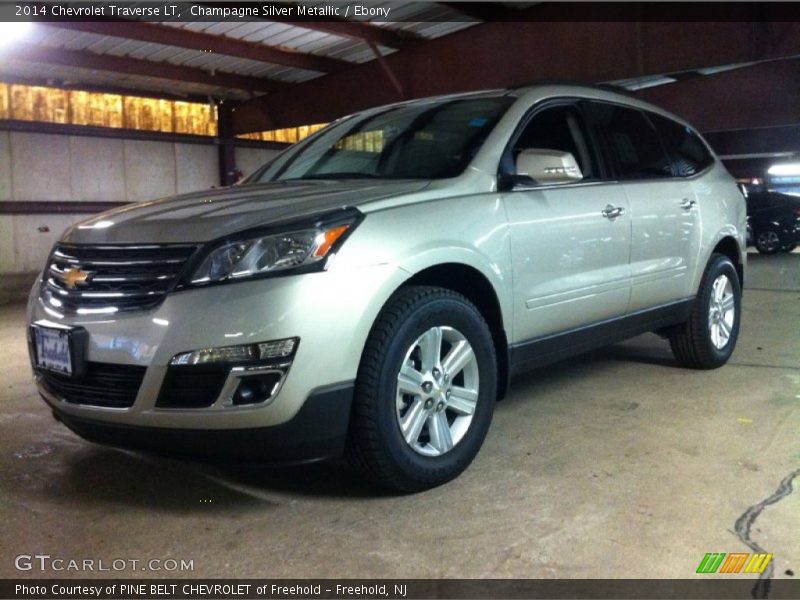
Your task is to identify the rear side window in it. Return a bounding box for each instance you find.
[585,102,672,180]
[649,113,714,177]
[747,193,787,213]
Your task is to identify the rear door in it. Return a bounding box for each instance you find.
[501,100,632,343]
[585,102,700,311]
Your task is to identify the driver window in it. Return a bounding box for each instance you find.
[510,105,597,179]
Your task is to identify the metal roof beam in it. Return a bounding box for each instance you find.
[44,21,350,74]
[233,19,800,132]
[439,2,522,21]
[639,58,800,133]
[1,43,282,94]
[282,16,420,49]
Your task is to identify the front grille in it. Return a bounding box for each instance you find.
[38,362,147,408]
[156,365,231,408]
[42,243,198,314]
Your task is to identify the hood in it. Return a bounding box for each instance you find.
[62,179,431,244]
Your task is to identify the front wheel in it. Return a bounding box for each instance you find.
[346,286,497,492]
[668,254,742,369]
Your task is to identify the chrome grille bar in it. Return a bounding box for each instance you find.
[52,254,188,266]
[41,243,198,313]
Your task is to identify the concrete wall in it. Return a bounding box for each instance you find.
[0,130,281,285]
[236,146,277,179]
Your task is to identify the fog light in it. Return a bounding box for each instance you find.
[232,373,283,406]
[171,337,298,366]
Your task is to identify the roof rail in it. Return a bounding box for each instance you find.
[511,79,642,99]
[593,82,644,99]
[510,78,591,90]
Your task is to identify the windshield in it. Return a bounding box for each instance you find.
[250,96,514,182]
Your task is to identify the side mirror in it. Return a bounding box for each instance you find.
[515,149,584,185]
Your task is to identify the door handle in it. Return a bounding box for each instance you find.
[601,204,625,219]
[680,198,697,210]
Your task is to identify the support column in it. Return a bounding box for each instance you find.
[216,101,237,186]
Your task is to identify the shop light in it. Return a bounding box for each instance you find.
[0,22,32,46]
[767,163,800,176]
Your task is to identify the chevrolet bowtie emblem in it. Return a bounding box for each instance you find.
[63,267,91,289]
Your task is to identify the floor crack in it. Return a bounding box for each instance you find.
[733,467,800,598]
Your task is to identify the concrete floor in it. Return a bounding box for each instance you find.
[1,250,798,581]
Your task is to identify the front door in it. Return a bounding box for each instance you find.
[501,102,632,344]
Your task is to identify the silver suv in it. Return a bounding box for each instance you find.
[27,84,746,491]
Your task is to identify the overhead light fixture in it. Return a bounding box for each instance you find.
[767,163,800,176]
[0,22,32,46]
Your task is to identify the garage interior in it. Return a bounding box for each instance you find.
[0,1,798,585]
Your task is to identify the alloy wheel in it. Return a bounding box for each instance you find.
[395,326,480,457]
[708,274,735,349]
[757,230,780,253]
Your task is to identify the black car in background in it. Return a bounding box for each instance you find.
[746,191,800,254]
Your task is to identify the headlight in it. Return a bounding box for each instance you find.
[186,211,361,286]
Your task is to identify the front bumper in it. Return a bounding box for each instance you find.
[27,262,407,457]
[50,382,354,462]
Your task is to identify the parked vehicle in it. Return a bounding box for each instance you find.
[27,84,746,491]
[745,191,800,254]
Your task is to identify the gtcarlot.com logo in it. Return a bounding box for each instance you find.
[696,552,773,574]
[15,554,194,572]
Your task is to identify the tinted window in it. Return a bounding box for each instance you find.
[745,193,772,213]
[650,113,714,177]
[748,192,790,211]
[253,96,514,182]
[585,103,671,180]
[507,104,598,179]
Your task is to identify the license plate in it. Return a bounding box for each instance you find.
[33,326,73,376]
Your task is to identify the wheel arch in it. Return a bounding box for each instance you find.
[711,235,745,288]
[399,263,510,400]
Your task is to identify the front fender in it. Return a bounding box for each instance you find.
[335,194,514,338]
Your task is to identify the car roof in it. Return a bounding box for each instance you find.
[351,81,695,132]
[511,81,694,126]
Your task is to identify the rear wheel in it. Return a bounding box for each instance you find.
[668,254,741,369]
[755,229,782,254]
[347,286,497,492]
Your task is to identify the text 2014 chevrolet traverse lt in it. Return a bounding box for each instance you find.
[28,84,745,491]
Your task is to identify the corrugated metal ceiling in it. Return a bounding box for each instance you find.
[0,1,525,101]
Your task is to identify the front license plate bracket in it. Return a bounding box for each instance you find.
[31,323,88,378]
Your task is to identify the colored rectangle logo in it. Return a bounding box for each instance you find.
[696,552,772,574]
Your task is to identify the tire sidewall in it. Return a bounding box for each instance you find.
[697,256,742,365]
[371,295,496,485]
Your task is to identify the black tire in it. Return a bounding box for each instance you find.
[668,254,742,369]
[346,286,497,493]
[755,228,782,255]
[781,243,797,253]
